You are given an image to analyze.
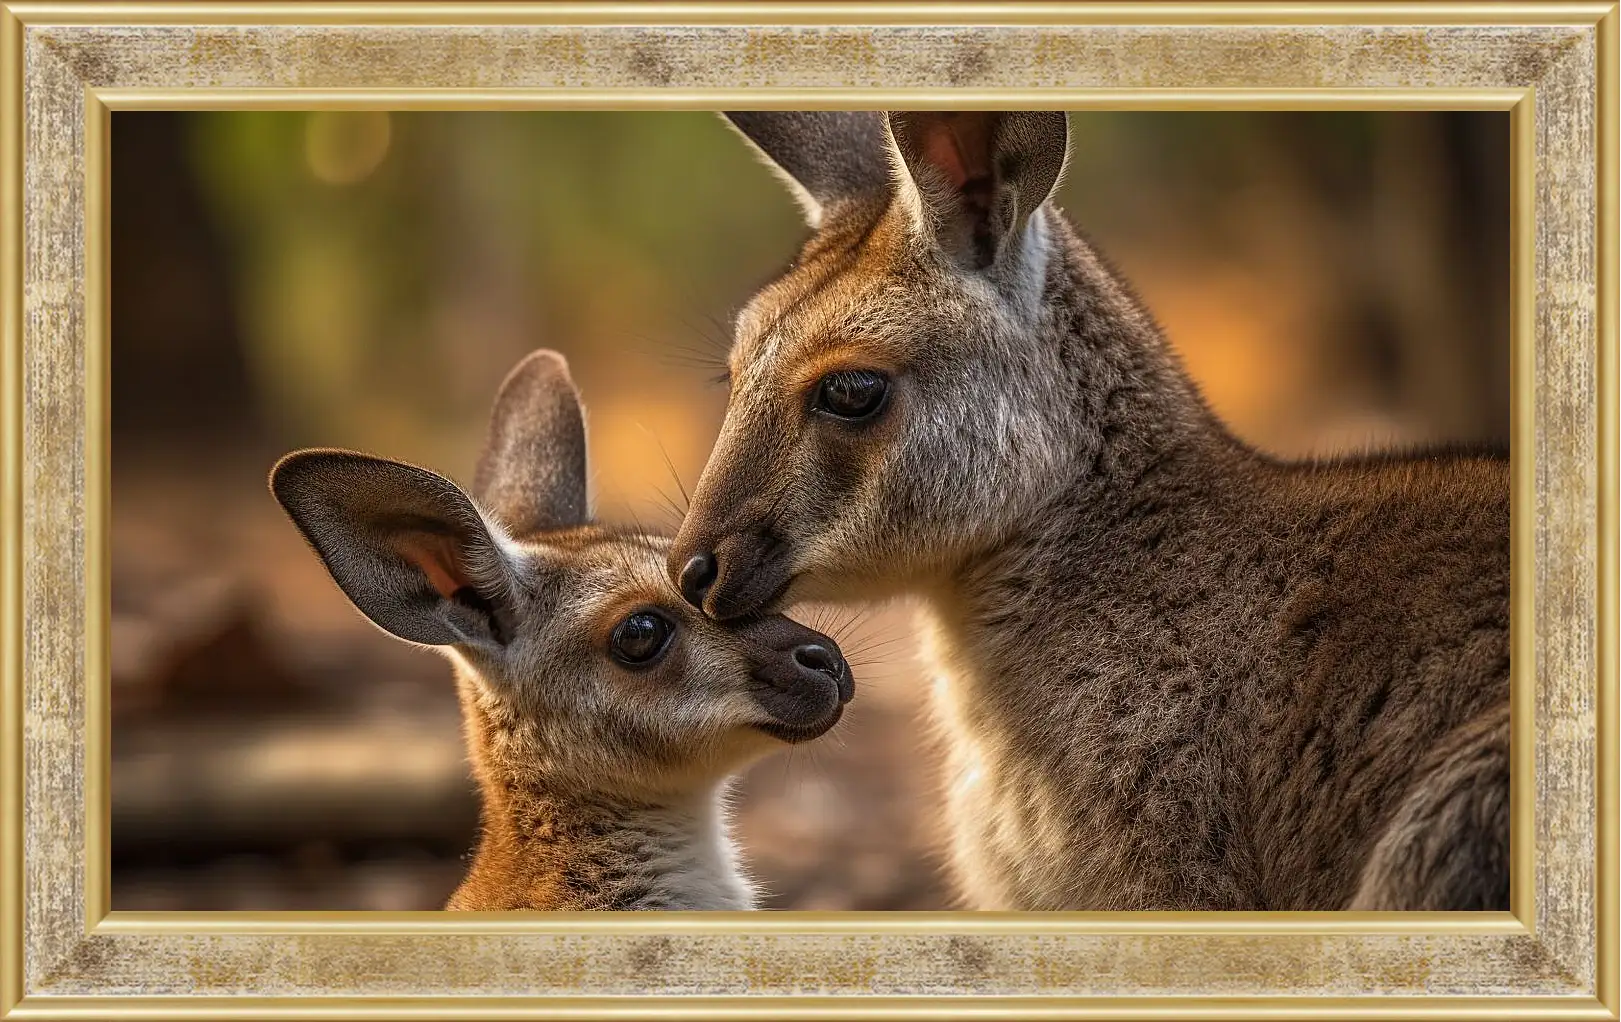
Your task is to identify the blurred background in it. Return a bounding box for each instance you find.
[112,111,1508,911]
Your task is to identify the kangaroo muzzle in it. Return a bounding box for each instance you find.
[669,527,796,621]
[736,615,854,743]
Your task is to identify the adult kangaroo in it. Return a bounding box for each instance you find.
[668,111,1509,911]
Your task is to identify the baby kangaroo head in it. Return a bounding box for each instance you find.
[671,112,1077,620]
[272,350,852,801]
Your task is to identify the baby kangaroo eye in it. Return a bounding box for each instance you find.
[609,609,675,667]
[812,369,889,421]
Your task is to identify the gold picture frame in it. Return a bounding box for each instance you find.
[1,2,1615,1018]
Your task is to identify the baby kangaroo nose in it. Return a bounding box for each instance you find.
[679,552,718,609]
[791,643,853,704]
[792,644,848,689]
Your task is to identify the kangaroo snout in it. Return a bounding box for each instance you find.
[737,616,853,743]
[669,528,794,621]
[792,643,848,693]
[755,639,852,703]
[676,551,717,607]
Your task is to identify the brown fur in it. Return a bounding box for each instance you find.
[274,350,852,911]
[670,112,1508,910]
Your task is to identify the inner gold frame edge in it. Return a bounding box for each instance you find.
[79,85,1536,939]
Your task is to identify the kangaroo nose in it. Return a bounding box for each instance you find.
[679,552,718,609]
[791,643,853,703]
[792,643,848,689]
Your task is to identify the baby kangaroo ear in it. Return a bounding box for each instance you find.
[721,111,892,228]
[474,349,589,536]
[271,450,517,650]
[886,111,1069,272]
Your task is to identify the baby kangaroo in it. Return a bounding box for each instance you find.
[272,349,853,910]
[669,112,1508,911]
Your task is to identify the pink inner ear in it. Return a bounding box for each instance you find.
[916,114,995,192]
[920,121,972,190]
[393,532,471,599]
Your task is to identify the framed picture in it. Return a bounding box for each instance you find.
[2,2,1615,1018]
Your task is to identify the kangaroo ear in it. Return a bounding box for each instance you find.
[473,349,589,536]
[272,450,518,649]
[886,111,1069,272]
[721,112,892,228]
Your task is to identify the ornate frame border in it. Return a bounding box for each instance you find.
[1,3,1615,1018]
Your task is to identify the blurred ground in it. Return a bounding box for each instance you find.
[111,111,1507,910]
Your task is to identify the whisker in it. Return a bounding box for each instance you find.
[645,482,688,531]
[625,329,731,380]
[844,636,912,661]
[633,423,692,517]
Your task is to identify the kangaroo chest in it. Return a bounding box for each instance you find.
[448,801,756,911]
[928,670,1104,910]
[917,602,1253,911]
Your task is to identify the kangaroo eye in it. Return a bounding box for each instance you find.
[609,610,674,667]
[813,370,889,421]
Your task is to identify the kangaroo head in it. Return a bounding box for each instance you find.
[671,111,1097,620]
[273,350,853,802]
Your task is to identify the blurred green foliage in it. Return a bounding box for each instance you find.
[163,110,1504,489]
[186,112,805,468]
